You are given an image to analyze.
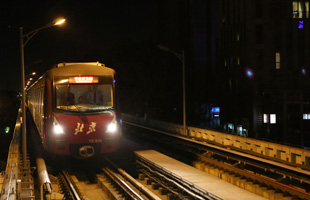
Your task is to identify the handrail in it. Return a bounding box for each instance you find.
[0,108,22,200]
[122,113,310,169]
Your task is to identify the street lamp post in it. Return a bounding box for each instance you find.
[157,45,187,135]
[20,18,65,167]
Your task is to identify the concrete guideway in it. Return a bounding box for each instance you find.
[0,108,34,200]
[0,107,58,200]
[122,114,310,172]
[135,149,267,200]
[123,118,309,199]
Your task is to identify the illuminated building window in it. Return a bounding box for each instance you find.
[276,52,280,69]
[303,113,310,120]
[270,114,276,124]
[264,114,269,123]
[293,1,309,18]
[212,107,220,114]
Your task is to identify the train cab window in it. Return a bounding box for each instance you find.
[55,83,113,112]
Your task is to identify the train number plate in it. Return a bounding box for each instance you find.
[89,139,102,143]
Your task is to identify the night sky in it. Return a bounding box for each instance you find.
[1,0,156,91]
[0,0,309,149]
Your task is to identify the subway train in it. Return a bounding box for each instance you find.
[27,62,121,158]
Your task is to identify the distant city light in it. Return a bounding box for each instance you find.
[298,20,304,29]
[5,126,10,134]
[303,114,310,120]
[212,107,220,117]
[303,114,307,120]
[245,67,254,79]
[263,114,269,123]
[302,68,306,75]
[270,114,276,124]
[212,107,220,113]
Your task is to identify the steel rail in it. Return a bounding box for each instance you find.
[60,170,82,200]
[102,167,145,200]
[136,155,222,200]
[103,156,161,200]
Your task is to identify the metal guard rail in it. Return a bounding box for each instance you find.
[121,114,310,169]
[0,108,22,200]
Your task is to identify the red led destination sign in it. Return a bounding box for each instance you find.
[69,76,98,83]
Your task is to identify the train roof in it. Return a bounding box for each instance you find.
[56,62,105,68]
[27,62,115,91]
[47,62,115,77]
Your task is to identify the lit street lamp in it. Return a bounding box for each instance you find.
[25,72,36,78]
[25,72,36,89]
[20,18,65,167]
[157,45,187,135]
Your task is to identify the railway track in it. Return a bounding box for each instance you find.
[124,121,310,200]
[58,170,83,200]
[54,159,146,200]
[56,153,204,200]
[135,154,221,200]
[28,120,309,199]
[98,163,148,200]
[104,148,223,200]
[28,103,216,199]
[50,155,158,200]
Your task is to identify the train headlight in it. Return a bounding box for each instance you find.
[53,116,65,135]
[54,124,65,135]
[106,121,117,134]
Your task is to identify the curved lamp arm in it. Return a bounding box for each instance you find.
[23,18,66,47]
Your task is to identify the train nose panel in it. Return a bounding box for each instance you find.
[79,146,95,158]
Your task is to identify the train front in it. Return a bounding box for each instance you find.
[48,72,121,158]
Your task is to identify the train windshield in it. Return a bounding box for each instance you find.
[55,83,114,112]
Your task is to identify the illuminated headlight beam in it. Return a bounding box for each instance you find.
[106,122,117,133]
[54,124,65,135]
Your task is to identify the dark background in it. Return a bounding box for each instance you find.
[1,0,157,89]
[0,0,162,164]
[1,0,310,158]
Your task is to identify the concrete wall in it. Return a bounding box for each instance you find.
[122,114,310,167]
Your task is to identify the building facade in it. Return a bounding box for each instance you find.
[217,0,310,146]
[155,0,310,146]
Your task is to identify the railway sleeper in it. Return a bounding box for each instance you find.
[100,168,146,200]
[57,171,84,200]
[138,172,180,199]
[193,160,300,200]
[96,174,125,200]
[138,167,208,200]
